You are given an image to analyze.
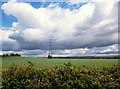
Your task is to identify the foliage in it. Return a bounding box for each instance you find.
[2,62,120,89]
[48,55,52,59]
[2,53,21,57]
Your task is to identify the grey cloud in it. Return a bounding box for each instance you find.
[2,41,15,51]
[2,44,118,57]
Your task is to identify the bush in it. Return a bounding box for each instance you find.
[48,55,52,59]
[2,63,120,89]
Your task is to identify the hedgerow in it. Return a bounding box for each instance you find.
[2,62,120,89]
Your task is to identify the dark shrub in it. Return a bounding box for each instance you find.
[48,54,52,59]
[2,63,120,89]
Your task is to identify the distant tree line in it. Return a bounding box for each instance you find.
[53,55,120,59]
[2,53,21,57]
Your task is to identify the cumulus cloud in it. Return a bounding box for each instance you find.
[0,27,16,51]
[1,0,118,56]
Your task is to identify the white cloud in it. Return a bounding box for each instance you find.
[12,22,19,29]
[0,28,14,41]
[0,27,17,51]
[1,1,118,56]
[22,28,45,42]
[68,0,119,3]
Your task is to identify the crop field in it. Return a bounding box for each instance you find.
[2,57,118,69]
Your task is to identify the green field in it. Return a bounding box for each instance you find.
[1,57,118,69]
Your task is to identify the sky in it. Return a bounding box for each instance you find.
[0,0,119,57]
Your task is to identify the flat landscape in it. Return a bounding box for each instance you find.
[2,57,118,69]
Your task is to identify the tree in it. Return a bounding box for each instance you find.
[48,54,52,59]
[10,53,15,56]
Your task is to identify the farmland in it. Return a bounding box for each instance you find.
[2,57,118,69]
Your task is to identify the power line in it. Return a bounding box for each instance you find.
[47,38,53,55]
[47,31,56,58]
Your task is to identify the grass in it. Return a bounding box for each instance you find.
[2,56,119,69]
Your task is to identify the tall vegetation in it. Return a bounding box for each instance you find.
[2,62,120,89]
